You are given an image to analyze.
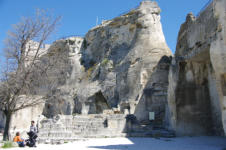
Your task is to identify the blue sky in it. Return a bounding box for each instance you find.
[0,0,210,69]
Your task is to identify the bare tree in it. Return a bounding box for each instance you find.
[0,9,61,140]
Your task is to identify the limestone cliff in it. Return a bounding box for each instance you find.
[168,0,226,136]
[41,37,84,117]
[41,1,172,123]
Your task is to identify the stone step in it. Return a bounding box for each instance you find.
[39,127,106,133]
[41,122,105,127]
[38,132,127,142]
[128,130,176,138]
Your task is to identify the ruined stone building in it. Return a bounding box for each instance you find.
[0,0,225,142]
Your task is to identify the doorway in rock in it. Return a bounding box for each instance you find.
[88,91,111,114]
[175,61,214,135]
[95,92,110,114]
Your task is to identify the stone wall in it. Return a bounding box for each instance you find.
[9,96,45,139]
[24,41,50,67]
[0,96,45,140]
[38,114,127,143]
[168,0,226,136]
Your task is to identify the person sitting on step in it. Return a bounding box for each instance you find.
[13,132,25,147]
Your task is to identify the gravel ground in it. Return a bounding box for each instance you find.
[9,136,226,150]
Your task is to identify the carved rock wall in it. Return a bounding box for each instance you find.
[168,0,226,136]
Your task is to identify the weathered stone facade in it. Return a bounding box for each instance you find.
[167,0,226,136]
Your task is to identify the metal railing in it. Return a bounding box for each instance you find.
[196,0,214,17]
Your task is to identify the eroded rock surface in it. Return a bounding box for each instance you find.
[41,37,84,118]
[41,1,172,124]
[168,0,226,136]
[76,1,172,121]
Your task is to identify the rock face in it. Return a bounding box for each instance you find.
[41,37,84,118]
[168,0,226,136]
[76,1,172,121]
[42,1,171,123]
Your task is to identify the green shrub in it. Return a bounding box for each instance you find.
[101,58,109,66]
[215,13,220,19]
[86,63,97,78]
[136,22,143,28]
[129,24,136,32]
[2,141,15,149]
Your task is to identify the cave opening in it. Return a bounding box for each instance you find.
[94,91,111,114]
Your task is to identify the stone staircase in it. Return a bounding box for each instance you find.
[38,114,175,143]
[128,126,176,138]
[38,114,127,143]
[125,114,175,138]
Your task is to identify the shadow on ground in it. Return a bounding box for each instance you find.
[88,137,226,150]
